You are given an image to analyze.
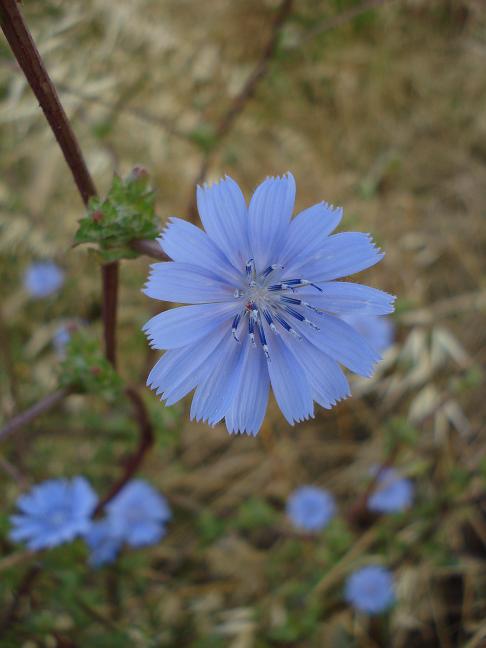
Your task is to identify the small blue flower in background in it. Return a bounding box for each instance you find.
[24,260,64,298]
[84,519,122,567]
[10,477,97,550]
[53,324,71,356]
[345,565,395,614]
[368,467,413,514]
[104,480,171,548]
[143,173,395,435]
[286,485,336,532]
[340,313,394,354]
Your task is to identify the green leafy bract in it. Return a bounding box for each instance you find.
[74,168,160,262]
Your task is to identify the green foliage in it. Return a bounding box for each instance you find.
[384,417,419,453]
[59,331,123,399]
[74,169,160,262]
[231,497,278,532]
[187,124,218,154]
[197,510,226,545]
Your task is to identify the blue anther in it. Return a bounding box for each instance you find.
[232,313,241,342]
[283,305,305,322]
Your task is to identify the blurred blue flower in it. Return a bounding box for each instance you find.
[345,565,395,614]
[53,324,71,356]
[10,477,97,550]
[144,173,394,435]
[24,261,64,298]
[84,519,121,567]
[340,313,394,354]
[104,480,171,548]
[368,468,413,514]
[286,485,336,532]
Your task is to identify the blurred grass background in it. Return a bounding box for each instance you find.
[0,0,485,646]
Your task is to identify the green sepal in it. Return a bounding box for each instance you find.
[74,168,160,261]
[59,331,123,400]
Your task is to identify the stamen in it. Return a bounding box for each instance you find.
[269,278,323,293]
[283,305,320,331]
[232,313,241,342]
[280,295,322,314]
[274,313,302,339]
[245,258,255,280]
[268,282,295,293]
[282,305,305,322]
[263,309,279,335]
[257,319,270,360]
[262,263,284,278]
[248,314,256,346]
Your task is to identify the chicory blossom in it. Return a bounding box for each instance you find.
[345,565,395,614]
[10,477,97,550]
[24,261,64,298]
[340,312,394,354]
[286,485,336,532]
[143,173,394,435]
[84,519,122,567]
[368,468,413,514]
[104,480,171,548]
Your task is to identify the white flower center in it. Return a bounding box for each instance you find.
[231,258,323,360]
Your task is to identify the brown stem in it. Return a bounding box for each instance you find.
[187,0,294,218]
[347,450,399,527]
[0,0,96,205]
[0,0,119,369]
[102,262,119,367]
[94,387,154,515]
[0,389,69,442]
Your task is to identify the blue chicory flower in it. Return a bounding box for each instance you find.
[368,468,413,514]
[53,324,71,356]
[286,485,336,532]
[10,477,97,550]
[143,173,394,435]
[24,261,64,298]
[84,519,122,567]
[340,312,394,354]
[345,565,395,614]
[103,480,171,548]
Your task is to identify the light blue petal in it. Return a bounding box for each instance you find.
[286,232,384,281]
[249,173,296,271]
[71,477,98,517]
[341,313,394,353]
[225,340,270,436]
[302,282,395,315]
[143,302,236,350]
[291,313,380,377]
[284,336,350,409]
[143,262,235,304]
[190,331,246,426]
[126,520,165,547]
[278,202,342,267]
[196,176,250,271]
[159,217,241,284]
[265,328,314,425]
[147,326,224,405]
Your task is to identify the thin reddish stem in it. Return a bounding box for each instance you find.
[94,387,154,515]
[0,389,69,442]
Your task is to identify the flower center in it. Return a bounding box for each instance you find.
[231,258,323,360]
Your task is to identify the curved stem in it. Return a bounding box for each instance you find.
[94,387,154,515]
